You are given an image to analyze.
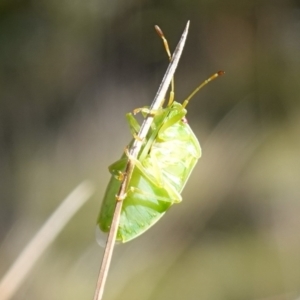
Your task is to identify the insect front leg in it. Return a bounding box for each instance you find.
[126,113,143,141]
[133,107,163,117]
[158,107,186,137]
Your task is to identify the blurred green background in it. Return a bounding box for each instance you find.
[1,0,300,299]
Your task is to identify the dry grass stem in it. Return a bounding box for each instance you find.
[0,181,95,300]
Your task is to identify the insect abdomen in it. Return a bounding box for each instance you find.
[98,103,201,243]
[117,165,179,242]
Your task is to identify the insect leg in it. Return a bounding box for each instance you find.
[126,112,141,135]
[123,147,145,170]
[125,185,181,203]
[158,108,186,136]
[126,113,145,142]
[124,148,182,204]
[108,158,127,180]
[133,107,163,116]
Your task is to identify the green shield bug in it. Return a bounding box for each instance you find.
[97,25,224,243]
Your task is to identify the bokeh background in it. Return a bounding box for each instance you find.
[1,0,300,299]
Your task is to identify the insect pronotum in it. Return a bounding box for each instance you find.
[97,24,224,244]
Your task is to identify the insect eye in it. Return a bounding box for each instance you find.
[181,117,188,124]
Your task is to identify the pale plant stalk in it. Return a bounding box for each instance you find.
[0,181,95,300]
[93,21,190,300]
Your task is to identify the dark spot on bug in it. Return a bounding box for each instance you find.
[181,117,188,124]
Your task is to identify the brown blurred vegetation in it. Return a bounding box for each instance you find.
[1,0,300,299]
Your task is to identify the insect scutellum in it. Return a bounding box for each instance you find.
[154,25,224,110]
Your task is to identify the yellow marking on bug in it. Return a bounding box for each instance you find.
[133,133,143,142]
[114,171,125,181]
[116,193,126,201]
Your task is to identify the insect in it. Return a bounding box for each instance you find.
[97,25,224,243]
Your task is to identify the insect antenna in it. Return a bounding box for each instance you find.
[155,25,175,106]
[182,70,225,108]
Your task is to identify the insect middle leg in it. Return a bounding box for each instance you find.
[123,147,182,203]
[133,107,163,117]
[108,158,127,180]
[123,185,181,204]
[157,108,186,137]
[126,113,142,139]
